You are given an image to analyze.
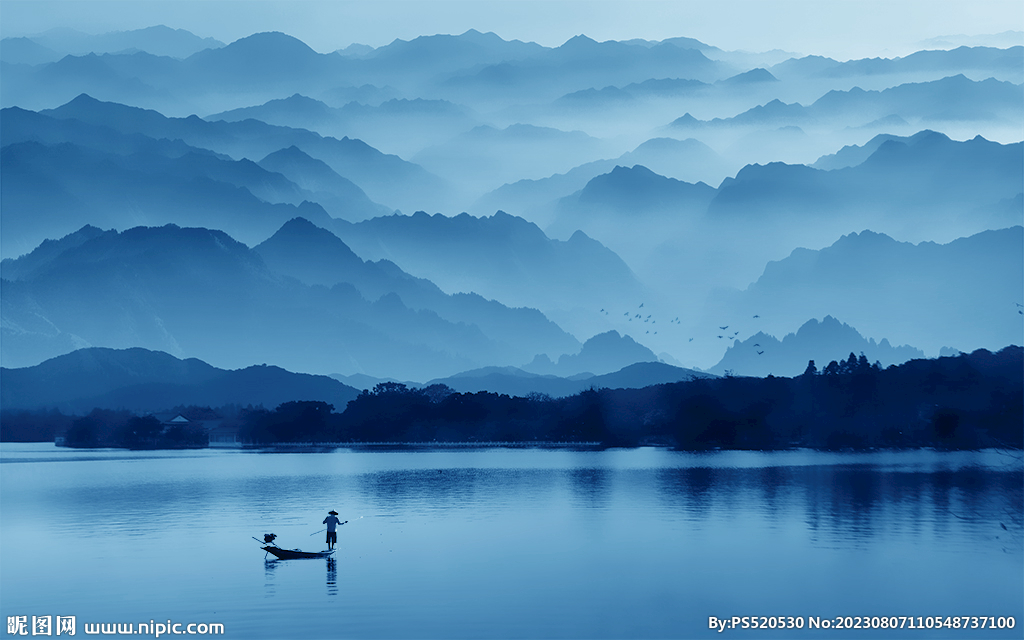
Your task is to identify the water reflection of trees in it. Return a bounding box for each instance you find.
[357,468,562,514]
[656,464,1022,549]
[566,467,611,510]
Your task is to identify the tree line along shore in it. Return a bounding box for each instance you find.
[2,347,1020,451]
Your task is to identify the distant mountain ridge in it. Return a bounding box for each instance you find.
[671,75,1023,130]
[549,164,716,239]
[207,94,481,158]
[334,210,647,339]
[473,136,731,222]
[709,316,925,377]
[34,94,453,213]
[0,222,579,380]
[0,133,338,255]
[253,217,579,361]
[5,26,225,60]
[0,347,360,413]
[421,361,714,398]
[707,131,1023,231]
[523,330,660,377]
[707,227,1024,357]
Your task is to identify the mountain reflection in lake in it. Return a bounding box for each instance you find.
[0,445,1020,639]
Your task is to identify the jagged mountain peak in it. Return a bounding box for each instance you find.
[710,316,925,377]
[257,217,362,264]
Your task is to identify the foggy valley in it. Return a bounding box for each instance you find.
[1,24,1021,400]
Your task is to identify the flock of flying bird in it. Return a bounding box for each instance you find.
[592,302,1024,362]
[598,304,768,355]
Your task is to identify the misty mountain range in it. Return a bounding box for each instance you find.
[0,347,359,414]
[708,316,926,378]
[1,25,1021,408]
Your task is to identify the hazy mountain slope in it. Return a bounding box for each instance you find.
[441,35,728,105]
[253,217,580,361]
[423,361,712,398]
[361,29,546,84]
[523,330,660,377]
[768,46,1024,84]
[412,123,610,198]
[19,26,225,59]
[808,75,1023,125]
[0,37,62,65]
[0,138,336,256]
[0,224,572,379]
[180,31,336,94]
[472,137,731,222]
[335,210,646,338]
[0,347,359,413]
[709,316,926,377]
[811,130,940,170]
[707,227,1024,358]
[821,46,1024,82]
[38,94,454,213]
[0,52,172,112]
[209,94,480,158]
[549,165,716,240]
[257,146,393,221]
[707,131,1023,241]
[673,76,1023,130]
[2,105,220,160]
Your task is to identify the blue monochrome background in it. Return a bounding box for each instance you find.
[0,2,1021,639]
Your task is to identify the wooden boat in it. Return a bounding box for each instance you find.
[262,545,335,560]
[255,534,334,560]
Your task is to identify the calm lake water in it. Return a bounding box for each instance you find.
[1,444,1021,639]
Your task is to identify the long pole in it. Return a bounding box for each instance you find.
[310,521,348,535]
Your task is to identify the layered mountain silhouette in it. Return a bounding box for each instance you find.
[474,137,730,222]
[422,361,713,398]
[413,123,610,197]
[4,26,225,60]
[767,46,1023,85]
[253,217,578,360]
[32,95,453,213]
[333,210,646,338]
[709,316,925,377]
[1,37,64,66]
[706,227,1024,357]
[523,330,660,377]
[1,25,1019,392]
[208,95,480,158]
[256,146,392,221]
[707,131,1023,236]
[550,165,716,239]
[0,133,337,255]
[670,75,1023,130]
[1,347,359,413]
[0,223,578,380]
[811,130,942,170]
[770,46,1023,83]
[441,34,727,106]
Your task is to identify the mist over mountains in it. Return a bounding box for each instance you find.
[1,25,1020,402]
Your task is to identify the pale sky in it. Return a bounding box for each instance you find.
[1,0,1022,60]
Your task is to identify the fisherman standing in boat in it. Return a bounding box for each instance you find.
[323,510,342,550]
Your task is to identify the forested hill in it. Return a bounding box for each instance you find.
[8,346,1020,450]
